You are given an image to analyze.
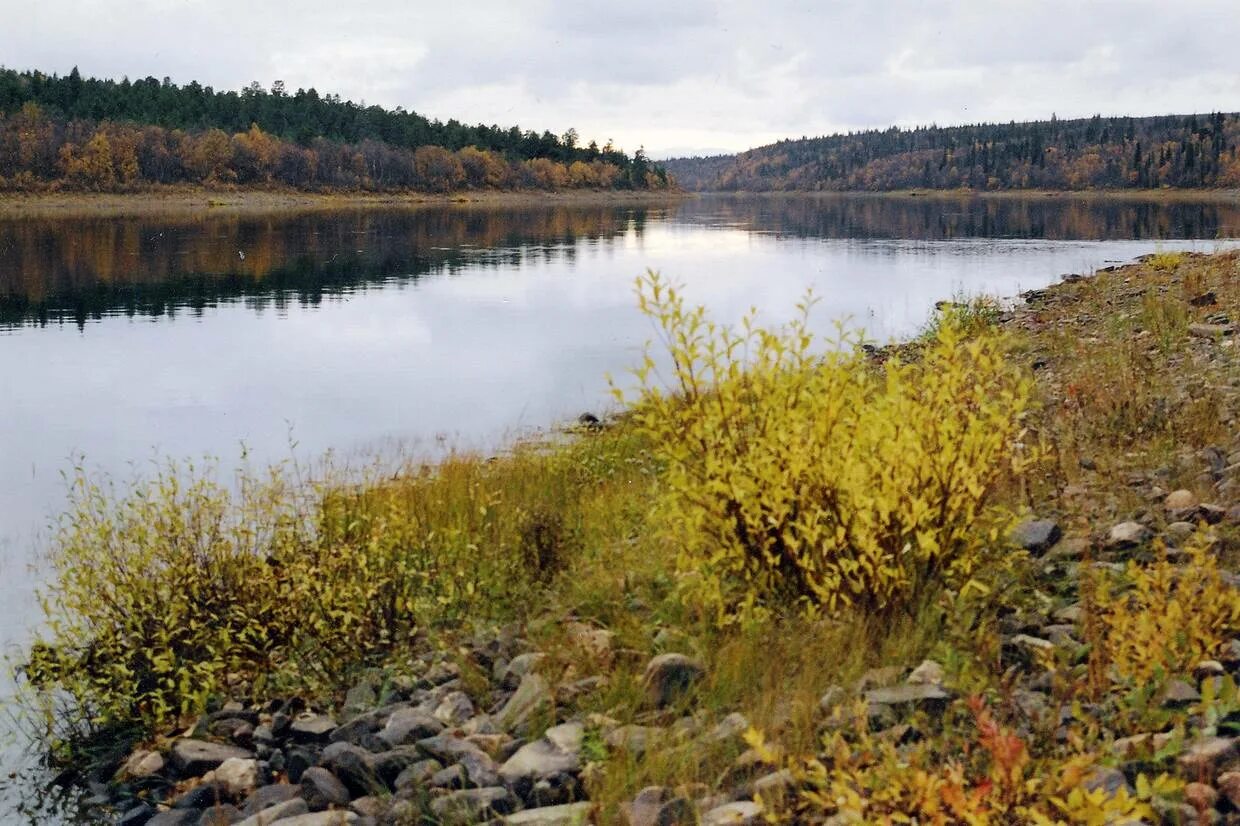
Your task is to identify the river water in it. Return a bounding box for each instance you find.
[0,192,1238,817]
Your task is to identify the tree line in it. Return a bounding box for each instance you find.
[0,67,670,192]
[663,113,1240,191]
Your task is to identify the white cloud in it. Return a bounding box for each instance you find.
[1,0,1237,157]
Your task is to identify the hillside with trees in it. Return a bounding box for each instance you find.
[0,67,670,192]
[664,113,1240,192]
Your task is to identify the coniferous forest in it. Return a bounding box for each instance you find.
[663,113,1240,191]
[0,67,670,192]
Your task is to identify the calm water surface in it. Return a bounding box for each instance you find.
[1,192,1239,817]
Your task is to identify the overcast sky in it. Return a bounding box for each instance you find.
[3,0,1239,159]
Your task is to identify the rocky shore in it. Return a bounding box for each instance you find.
[53,249,1240,824]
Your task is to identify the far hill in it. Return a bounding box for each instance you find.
[663,113,1240,192]
[0,67,670,192]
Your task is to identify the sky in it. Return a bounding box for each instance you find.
[2,0,1239,159]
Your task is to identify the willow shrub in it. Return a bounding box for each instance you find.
[25,431,650,732]
[616,271,1034,624]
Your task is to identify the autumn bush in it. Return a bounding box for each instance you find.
[1085,539,1240,688]
[751,698,1179,824]
[23,426,654,734]
[617,271,1035,624]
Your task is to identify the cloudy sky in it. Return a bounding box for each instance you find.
[3,0,1239,159]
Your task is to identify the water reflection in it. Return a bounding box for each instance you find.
[0,205,658,328]
[677,193,1240,241]
[3,195,1238,329]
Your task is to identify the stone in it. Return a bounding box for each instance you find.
[458,749,501,788]
[1106,521,1153,549]
[117,803,156,826]
[1010,518,1062,554]
[198,804,241,825]
[240,783,302,816]
[416,733,488,764]
[625,795,695,826]
[170,739,254,778]
[174,782,227,809]
[379,708,444,747]
[393,758,443,792]
[906,659,945,686]
[253,813,357,826]
[353,748,411,789]
[708,712,750,743]
[495,673,554,735]
[1195,660,1226,681]
[503,802,594,825]
[500,652,548,689]
[643,653,706,708]
[1185,782,1219,811]
[1216,771,1240,807]
[1052,604,1082,624]
[1109,733,1152,759]
[701,801,764,826]
[320,742,383,797]
[604,725,662,756]
[1178,736,1239,775]
[1164,521,1196,544]
[1189,323,1235,338]
[299,766,350,810]
[1164,489,1198,511]
[431,763,468,789]
[147,813,200,826]
[1082,767,1130,796]
[211,757,259,798]
[1161,679,1201,707]
[500,721,584,786]
[289,713,337,744]
[864,683,951,712]
[328,716,381,748]
[752,770,794,798]
[122,748,166,779]
[429,787,515,824]
[433,691,477,727]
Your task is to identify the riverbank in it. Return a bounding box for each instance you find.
[0,188,688,218]
[21,249,1240,824]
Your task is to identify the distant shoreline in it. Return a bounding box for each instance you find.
[0,188,689,218]
[3,187,1236,220]
[687,188,1240,202]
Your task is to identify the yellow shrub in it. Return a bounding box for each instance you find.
[24,427,653,732]
[616,272,1034,623]
[1086,539,1240,685]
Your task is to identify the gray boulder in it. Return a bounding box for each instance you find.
[500,722,584,786]
[1010,518,1062,554]
[170,739,254,778]
[429,787,516,824]
[299,766,350,810]
[495,673,554,735]
[504,802,594,825]
[643,653,706,708]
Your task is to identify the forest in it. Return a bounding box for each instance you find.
[663,113,1240,191]
[0,67,670,192]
